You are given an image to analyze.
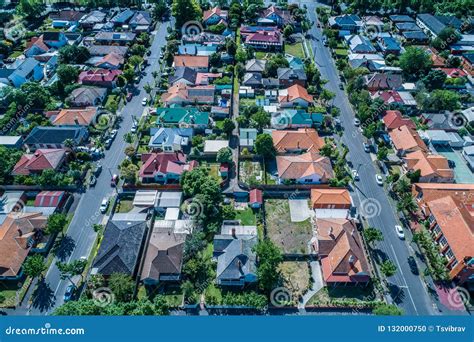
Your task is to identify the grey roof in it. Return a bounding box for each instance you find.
[277,67,307,81]
[245,59,267,72]
[11,58,40,78]
[243,72,262,86]
[68,86,107,105]
[169,67,197,84]
[93,220,147,276]
[389,15,415,23]
[129,11,152,26]
[395,22,420,31]
[87,45,129,57]
[213,234,257,282]
[24,126,88,145]
[95,31,136,42]
[417,14,462,36]
[402,30,429,40]
[111,9,135,24]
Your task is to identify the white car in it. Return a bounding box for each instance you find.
[141,98,148,106]
[395,225,405,239]
[131,123,137,133]
[354,118,360,126]
[363,142,370,153]
[375,174,383,185]
[99,198,109,214]
[110,129,117,139]
[351,169,359,181]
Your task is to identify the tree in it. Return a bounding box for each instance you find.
[320,88,335,106]
[63,139,75,149]
[422,69,447,91]
[128,55,143,69]
[172,0,202,29]
[143,83,153,95]
[250,109,270,130]
[226,39,237,56]
[17,0,45,19]
[92,224,103,233]
[283,24,294,38]
[373,303,403,316]
[380,260,397,277]
[264,54,289,77]
[122,68,136,84]
[399,47,432,79]
[57,65,80,86]
[120,164,139,184]
[45,213,68,236]
[222,204,236,220]
[109,273,135,302]
[153,295,170,315]
[216,147,233,164]
[432,27,460,51]
[56,260,87,285]
[152,0,168,20]
[377,146,388,160]
[0,146,22,184]
[363,227,384,247]
[22,255,46,279]
[124,145,136,158]
[254,239,283,293]
[222,118,235,136]
[254,133,276,158]
[58,45,90,64]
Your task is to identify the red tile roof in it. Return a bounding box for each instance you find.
[78,69,121,83]
[139,152,197,178]
[12,149,66,176]
[278,84,313,105]
[437,68,467,78]
[383,110,416,131]
[52,107,97,126]
[272,128,324,154]
[249,189,263,204]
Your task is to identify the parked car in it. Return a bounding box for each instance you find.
[351,169,359,181]
[105,138,112,149]
[375,174,383,185]
[131,123,137,133]
[395,225,405,239]
[363,142,370,153]
[141,97,147,106]
[64,285,75,302]
[94,164,102,176]
[110,129,118,139]
[111,174,118,187]
[407,256,419,275]
[353,118,360,126]
[100,197,109,213]
[339,83,344,90]
[89,175,97,187]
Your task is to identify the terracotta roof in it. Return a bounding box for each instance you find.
[278,84,313,104]
[276,152,333,181]
[161,83,215,105]
[78,69,121,83]
[249,189,263,204]
[404,150,454,180]
[272,128,324,154]
[173,55,209,68]
[139,152,197,178]
[311,189,352,208]
[383,110,416,131]
[316,218,370,283]
[365,73,403,90]
[437,68,467,78]
[203,7,228,22]
[389,125,427,153]
[0,212,47,277]
[12,149,66,176]
[96,52,124,68]
[412,183,474,216]
[245,30,282,44]
[52,107,97,126]
[427,196,474,263]
[25,36,49,54]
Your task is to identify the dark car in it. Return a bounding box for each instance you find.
[448,160,455,168]
[407,256,419,275]
[64,285,75,302]
[89,175,97,187]
[94,164,102,176]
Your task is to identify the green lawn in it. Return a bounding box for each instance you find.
[285,42,305,58]
[116,199,133,213]
[215,120,225,130]
[235,207,256,225]
[0,282,20,308]
[255,51,270,59]
[334,49,348,57]
[307,284,376,306]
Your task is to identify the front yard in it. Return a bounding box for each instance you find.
[265,199,313,255]
[285,42,305,58]
[277,261,310,304]
[306,284,377,307]
[115,199,134,213]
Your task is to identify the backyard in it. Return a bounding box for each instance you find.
[115,198,134,214]
[239,160,264,186]
[264,199,313,255]
[277,261,310,304]
[235,206,257,225]
[284,42,305,58]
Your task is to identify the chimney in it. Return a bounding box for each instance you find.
[348,254,355,265]
[328,226,333,238]
[74,115,79,125]
[231,228,236,238]
[237,260,242,272]
[17,229,22,236]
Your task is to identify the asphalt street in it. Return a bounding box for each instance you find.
[23,20,171,315]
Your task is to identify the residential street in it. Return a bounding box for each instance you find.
[293,0,437,315]
[21,20,171,315]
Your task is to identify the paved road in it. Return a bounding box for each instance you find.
[287,0,438,315]
[22,20,171,315]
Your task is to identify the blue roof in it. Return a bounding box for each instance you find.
[402,30,429,40]
[378,36,401,51]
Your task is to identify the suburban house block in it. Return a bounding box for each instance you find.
[161,84,215,106]
[0,58,43,88]
[276,152,334,184]
[155,107,209,129]
[173,56,209,72]
[148,127,193,152]
[202,7,228,26]
[271,110,323,129]
[403,150,454,183]
[49,10,85,28]
[277,67,307,87]
[259,5,292,27]
[382,110,416,131]
[272,128,324,154]
[329,14,362,33]
[94,31,136,45]
[388,125,428,156]
[245,59,267,73]
[11,149,67,176]
[50,107,98,126]
[416,14,462,38]
[311,189,352,209]
[278,84,313,108]
[139,152,197,183]
[68,87,107,107]
[364,73,403,91]
[24,127,88,151]
[78,69,122,88]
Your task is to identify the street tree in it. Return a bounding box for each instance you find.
[380,260,397,277]
[56,260,87,285]
[23,255,46,279]
[363,227,384,247]
[216,147,233,164]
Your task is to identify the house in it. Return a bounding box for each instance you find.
[239,128,257,150]
[173,56,209,72]
[362,16,384,32]
[177,44,218,56]
[461,106,474,125]
[423,47,446,67]
[401,30,429,43]
[245,59,267,73]
[377,36,402,55]
[328,14,362,33]
[87,45,129,58]
[0,58,43,88]
[271,109,323,129]
[403,150,454,183]
[51,107,98,126]
[139,152,197,183]
[110,9,135,27]
[24,36,49,57]
[68,86,107,107]
[418,129,452,146]
[79,10,106,29]
[93,219,147,277]
[382,110,416,131]
[203,7,228,26]
[182,32,226,46]
[12,149,67,176]
[278,84,313,108]
[94,53,124,70]
[272,128,324,154]
[314,218,370,285]
[94,31,136,45]
[388,125,427,156]
[34,191,66,208]
[249,189,263,209]
[344,35,376,54]
[213,229,258,286]
[161,84,215,106]
[276,152,333,184]
[24,126,88,151]
[371,90,417,107]
[140,227,186,284]
[169,67,197,86]
[311,189,352,209]
[78,69,122,88]
[420,194,473,283]
[277,68,307,87]
[194,72,221,86]
[461,53,474,76]
[347,53,386,70]
[242,72,262,88]
[0,136,23,149]
[243,27,283,51]
[462,145,474,171]
[420,112,460,132]
[437,68,468,78]
[132,191,183,212]
[365,73,402,91]
[416,14,462,38]
[129,11,153,32]
[259,5,292,27]
[0,212,47,280]
[148,127,193,152]
[155,107,209,129]
[389,15,415,23]
[203,140,229,155]
[50,10,85,28]
[42,31,68,48]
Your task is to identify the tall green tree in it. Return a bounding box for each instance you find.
[56,259,87,285]
[254,133,276,158]
[109,273,135,302]
[399,47,432,79]
[45,213,68,236]
[363,227,384,247]
[172,0,202,29]
[254,239,282,293]
[23,255,46,279]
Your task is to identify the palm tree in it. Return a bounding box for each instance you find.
[64,138,75,149]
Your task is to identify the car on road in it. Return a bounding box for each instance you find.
[351,169,359,181]
[141,97,147,106]
[339,83,344,90]
[100,197,109,213]
[111,174,118,187]
[353,118,360,126]
[395,225,405,239]
[126,92,133,101]
[110,129,118,139]
[131,123,137,133]
[375,174,383,185]
[104,138,112,149]
[64,284,75,302]
[89,175,97,187]
[334,117,341,126]
[363,142,370,153]
[407,256,419,275]
[94,164,102,176]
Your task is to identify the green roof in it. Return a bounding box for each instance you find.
[280,109,323,126]
[155,107,209,126]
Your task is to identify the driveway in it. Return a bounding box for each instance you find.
[289,199,311,222]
